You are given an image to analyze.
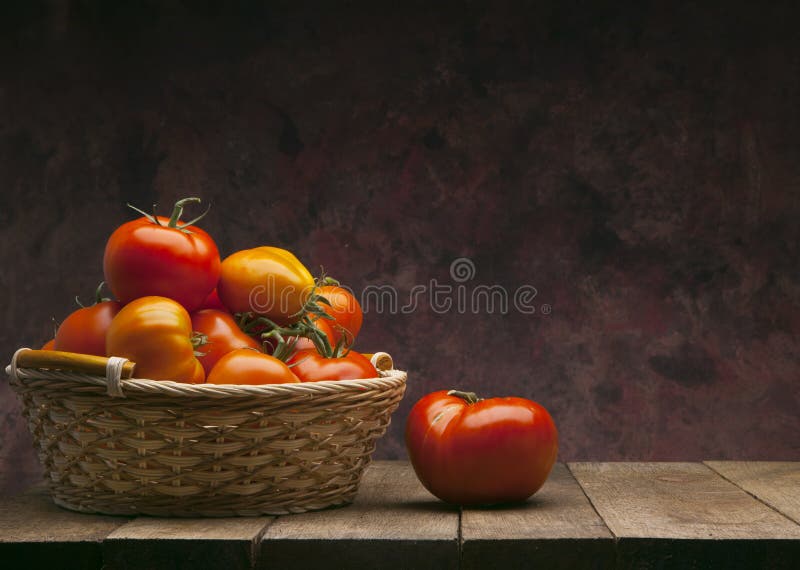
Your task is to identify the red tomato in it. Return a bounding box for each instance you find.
[405,390,558,506]
[192,309,262,375]
[54,301,123,356]
[207,349,300,385]
[103,198,220,312]
[317,285,363,346]
[287,349,377,382]
[198,289,228,312]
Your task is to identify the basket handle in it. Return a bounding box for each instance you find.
[368,352,394,372]
[13,349,136,379]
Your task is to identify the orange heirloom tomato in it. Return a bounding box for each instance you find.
[207,348,299,385]
[55,300,122,357]
[41,339,55,350]
[191,309,261,375]
[217,246,315,325]
[106,296,205,383]
[406,390,558,506]
[316,285,363,346]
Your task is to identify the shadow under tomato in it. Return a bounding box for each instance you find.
[461,496,546,511]
[391,500,461,514]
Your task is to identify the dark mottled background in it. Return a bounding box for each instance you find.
[2,0,799,494]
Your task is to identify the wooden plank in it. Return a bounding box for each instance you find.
[705,461,800,524]
[259,461,459,570]
[461,463,615,570]
[103,516,272,570]
[0,486,127,570]
[570,462,800,569]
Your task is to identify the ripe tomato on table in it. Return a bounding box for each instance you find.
[191,309,261,375]
[103,197,220,312]
[207,349,299,385]
[106,296,205,383]
[405,390,558,506]
[287,349,377,382]
[218,246,315,325]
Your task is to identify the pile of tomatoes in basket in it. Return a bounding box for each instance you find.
[43,197,377,384]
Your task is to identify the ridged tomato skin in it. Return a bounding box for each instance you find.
[405,391,558,506]
[106,296,205,383]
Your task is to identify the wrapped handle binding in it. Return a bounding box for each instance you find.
[12,349,136,379]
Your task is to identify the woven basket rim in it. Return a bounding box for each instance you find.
[7,348,406,399]
[7,365,406,398]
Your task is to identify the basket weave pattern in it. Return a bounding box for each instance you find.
[8,350,406,516]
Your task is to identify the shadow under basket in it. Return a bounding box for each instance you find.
[6,348,406,517]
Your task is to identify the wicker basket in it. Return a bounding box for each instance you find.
[6,348,406,517]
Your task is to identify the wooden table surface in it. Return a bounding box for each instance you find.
[1,461,798,569]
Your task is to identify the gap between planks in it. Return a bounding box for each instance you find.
[569,461,800,570]
[258,461,460,570]
[704,461,800,526]
[460,463,616,570]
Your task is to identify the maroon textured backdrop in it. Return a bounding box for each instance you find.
[2,1,799,494]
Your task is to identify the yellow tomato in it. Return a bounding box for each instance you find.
[217,246,315,325]
[106,296,205,383]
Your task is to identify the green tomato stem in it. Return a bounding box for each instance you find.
[447,390,482,404]
[191,331,209,348]
[168,197,203,228]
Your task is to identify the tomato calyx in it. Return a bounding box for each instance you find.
[236,273,353,360]
[127,197,211,234]
[75,281,113,308]
[447,389,484,405]
[292,274,339,321]
[191,330,210,357]
[238,311,347,361]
